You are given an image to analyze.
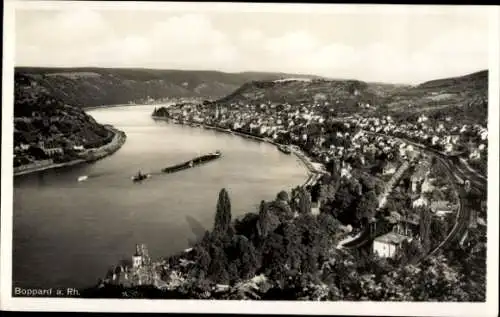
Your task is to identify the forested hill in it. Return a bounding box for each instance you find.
[14,67,323,108]
[214,70,488,124]
[384,70,488,124]
[13,73,115,165]
[216,78,407,115]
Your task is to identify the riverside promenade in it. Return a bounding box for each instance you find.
[13,126,126,177]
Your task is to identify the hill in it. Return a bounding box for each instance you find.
[385,70,488,124]
[13,73,125,169]
[213,70,488,123]
[215,78,407,116]
[14,67,323,108]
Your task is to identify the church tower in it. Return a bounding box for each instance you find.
[132,244,143,269]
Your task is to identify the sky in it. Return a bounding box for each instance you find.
[13,3,491,84]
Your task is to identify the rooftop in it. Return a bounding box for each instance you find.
[374,232,411,245]
[430,200,453,210]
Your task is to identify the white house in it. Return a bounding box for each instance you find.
[444,143,454,153]
[469,149,481,161]
[311,201,321,216]
[383,162,398,175]
[480,130,488,141]
[373,232,412,258]
[430,200,455,217]
[412,196,429,208]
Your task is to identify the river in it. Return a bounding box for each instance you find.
[12,105,308,290]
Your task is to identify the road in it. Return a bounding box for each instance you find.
[341,130,487,252]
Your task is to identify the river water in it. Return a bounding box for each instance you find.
[12,105,307,290]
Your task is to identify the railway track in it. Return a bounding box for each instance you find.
[342,130,487,254]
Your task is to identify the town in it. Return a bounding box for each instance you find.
[152,97,487,251]
[90,94,488,299]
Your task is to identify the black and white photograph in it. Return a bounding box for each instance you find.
[1,1,499,315]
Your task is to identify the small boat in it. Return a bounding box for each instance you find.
[132,171,151,182]
[77,175,88,182]
[277,145,292,155]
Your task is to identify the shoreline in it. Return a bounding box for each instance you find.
[151,116,325,187]
[13,126,127,177]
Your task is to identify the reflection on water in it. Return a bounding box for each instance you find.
[13,105,307,289]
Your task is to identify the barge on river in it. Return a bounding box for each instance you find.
[161,150,222,174]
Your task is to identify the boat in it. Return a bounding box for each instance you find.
[132,171,151,182]
[161,150,222,174]
[277,144,292,155]
[77,175,88,182]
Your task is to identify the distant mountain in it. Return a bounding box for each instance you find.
[14,67,323,108]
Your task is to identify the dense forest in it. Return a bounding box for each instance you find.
[83,177,486,301]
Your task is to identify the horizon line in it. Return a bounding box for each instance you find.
[13,65,489,86]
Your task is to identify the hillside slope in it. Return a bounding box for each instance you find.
[15,67,322,108]
[213,70,488,123]
[386,70,488,123]
[13,73,122,167]
[215,78,406,116]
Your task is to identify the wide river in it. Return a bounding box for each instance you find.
[13,105,307,290]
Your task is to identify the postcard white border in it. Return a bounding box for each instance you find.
[2,1,499,315]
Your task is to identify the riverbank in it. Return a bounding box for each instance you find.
[84,104,135,111]
[13,126,127,177]
[151,116,326,187]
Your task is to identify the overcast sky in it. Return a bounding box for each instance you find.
[14,3,490,84]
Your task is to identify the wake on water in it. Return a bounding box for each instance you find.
[77,170,161,182]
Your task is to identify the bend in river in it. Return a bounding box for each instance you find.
[13,105,308,290]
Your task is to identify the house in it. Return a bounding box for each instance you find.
[38,141,63,157]
[372,231,412,258]
[412,196,429,208]
[383,161,398,175]
[420,178,434,194]
[480,130,488,141]
[469,149,481,161]
[311,201,321,216]
[393,217,420,239]
[444,143,454,153]
[430,200,455,217]
[410,161,430,193]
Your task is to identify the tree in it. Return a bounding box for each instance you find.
[191,246,211,279]
[355,190,378,224]
[234,212,260,241]
[297,188,312,214]
[276,190,289,202]
[257,203,281,239]
[207,243,230,284]
[261,232,288,284]
[213,188,232,237]
[317,213,341,244]
[418,206,432,252]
